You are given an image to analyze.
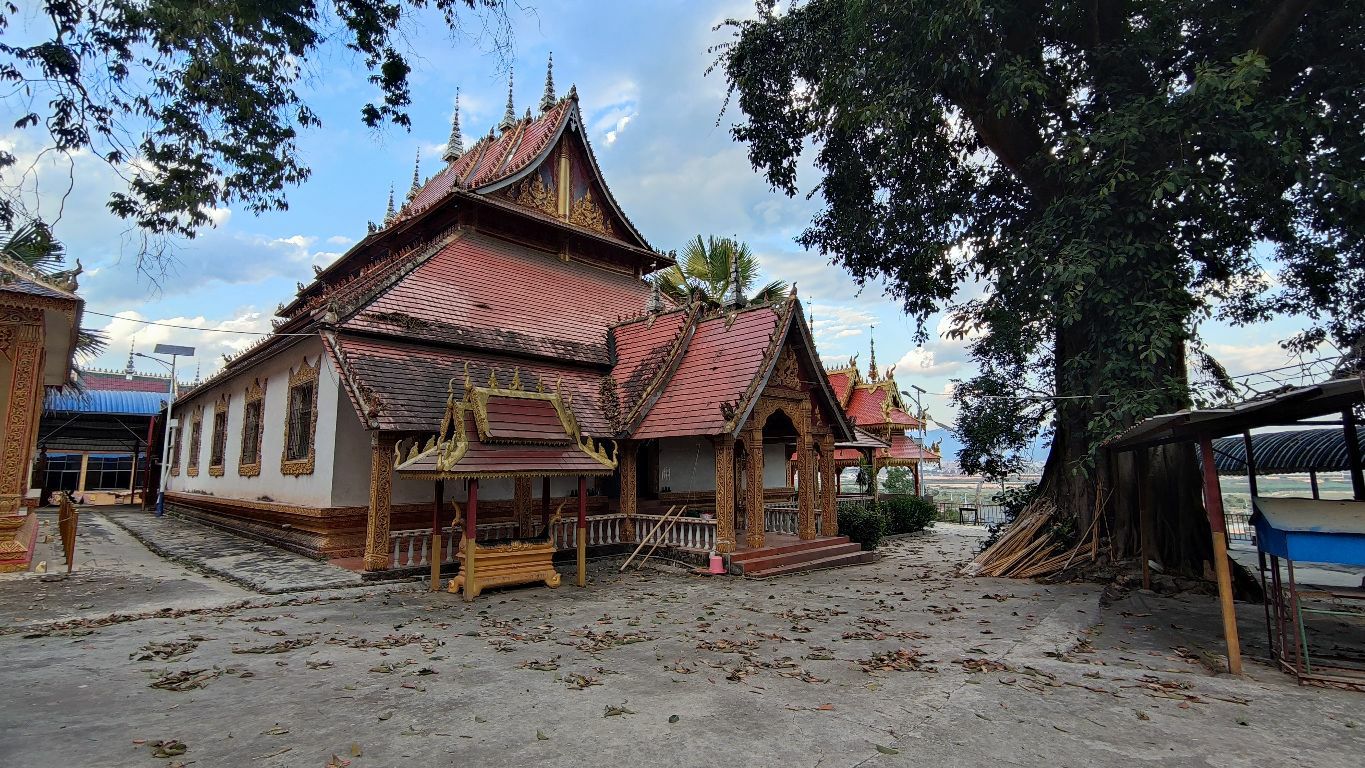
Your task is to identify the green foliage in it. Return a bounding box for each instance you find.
[0,0,509,260]
[880,466,914,495]
[0,223,104,359]
[651,235,788,306]
[880,495,936,535]
[836,499,886,551]
[716,2,1365,500]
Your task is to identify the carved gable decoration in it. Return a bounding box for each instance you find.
[507,166,557,217]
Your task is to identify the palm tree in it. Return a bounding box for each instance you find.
[1,223,106,361]
[651,235,788,307]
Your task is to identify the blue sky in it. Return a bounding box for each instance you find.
[5,0,1320,436]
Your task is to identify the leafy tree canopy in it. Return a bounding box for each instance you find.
[716,1,1364,491]
[652,234,788,306]
[0,0,509,266]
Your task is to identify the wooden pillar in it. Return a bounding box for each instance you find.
[576,475,587,587]
[464,478,478,602]
[513,476,533,536]
[745,429,765,549]
[714,435,736,554]
[870,457,880,502]
[430,480,444,592]
[618,441,638,542]
[1198,434,1243,675]
[1242,431,1259,498]
[541,476,551,529]
[1344,407,1364,501]
[1137,449,1154,591]
[819,436,838,536]
[797,434,816,540]
[913,461,921,496]
[362,433,397,571]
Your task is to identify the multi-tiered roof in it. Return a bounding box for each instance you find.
[824,339,940,466]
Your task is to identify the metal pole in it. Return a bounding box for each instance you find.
[155,355,177,517]
[1343,407,1364,501]
[577,476,587,588]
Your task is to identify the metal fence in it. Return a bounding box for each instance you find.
[935,501,1009,527]
[1224,511,1253,542]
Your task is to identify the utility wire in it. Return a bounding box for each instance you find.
[84,309,315,337]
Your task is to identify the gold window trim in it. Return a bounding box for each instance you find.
[239,377,267,477]
[186,404,204,477]
[170,419,182,476]
[208,393,230,477]
[281,356,319,476]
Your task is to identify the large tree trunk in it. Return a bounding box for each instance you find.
[1043,322,1212,575]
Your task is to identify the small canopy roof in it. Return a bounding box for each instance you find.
[1106,377,1365,452]
[836,428,891,450]
[395,380,617,480]
[1209,427,1365,475]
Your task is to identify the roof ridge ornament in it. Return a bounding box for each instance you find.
[499,69,516,132]
[539,53,556,111]
[407,148,421,201]
[383,184,396,224]
[868,329,878,381]
[725,247,745,309]
[443,88,464,162]
[645,280,663,315]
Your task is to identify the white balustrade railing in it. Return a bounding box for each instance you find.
[389,521,523,568]
[551,513,627,549]
[764,504,800,535]
[634,513,717,552]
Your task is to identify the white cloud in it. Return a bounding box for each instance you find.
[326,235,353,246]
[93,308,274,380]
[893,346,965,378]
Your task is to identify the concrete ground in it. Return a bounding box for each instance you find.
[1,521,1362,767]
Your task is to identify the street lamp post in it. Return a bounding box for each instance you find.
[902,386,928,496]
[140,344,195,517]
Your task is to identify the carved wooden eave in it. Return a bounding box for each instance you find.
[726,295,856,443]
[393,378,618,480]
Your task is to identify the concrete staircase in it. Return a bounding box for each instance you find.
[730,536,874,578]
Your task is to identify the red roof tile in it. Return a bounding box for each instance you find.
[844,384,925,430]
[632,307,782,439]
[482,396,571,443]
[397,410,615,479]
[825,369,856,406]
[79,370,173,393]
[342,231,654,366]
[326,333,612,434]
[610,308,691,414]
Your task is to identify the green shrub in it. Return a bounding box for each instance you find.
[837,500,888,550]
[881,495,937,534]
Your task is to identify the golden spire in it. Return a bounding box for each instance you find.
[539,53,556,111]
[868,329,877,381]
[443,88,464,162]
[499,69,516,132]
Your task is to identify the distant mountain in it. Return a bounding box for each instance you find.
[923,427,1049,472]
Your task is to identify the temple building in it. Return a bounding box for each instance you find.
[820,343,942,495]
[162,63,928,580]
[0,254,83,572]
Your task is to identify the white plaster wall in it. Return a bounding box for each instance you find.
[764,443,789,488]
[166,339,343,507]
[658,437,716,492]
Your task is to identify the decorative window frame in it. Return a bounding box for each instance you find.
[281,356,320,476]
[170,418,183,476]
[208,393,230,476]
[186,404,204,477]
[238,377,266,477]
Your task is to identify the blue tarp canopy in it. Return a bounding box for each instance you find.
[1251,497,1365,567]
[45,389,166,416]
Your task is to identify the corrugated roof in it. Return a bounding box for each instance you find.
[45,389,166,415]
[1210,427,1365,474]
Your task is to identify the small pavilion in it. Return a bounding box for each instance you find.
[394,379,618,599]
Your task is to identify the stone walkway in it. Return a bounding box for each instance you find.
[102,507,363,594]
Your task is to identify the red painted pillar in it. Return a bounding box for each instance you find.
[1199,434,1242,674]
[142,414,158,510]
[541,476,551,530]
[576,475,587,587]
[463,478,479,602]
[430,480,444,591]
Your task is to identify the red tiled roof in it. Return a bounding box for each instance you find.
[396,409,614,479]
[342,231,654,366]
[610,308,691,414]
[482,396,570,443]
[632,306,782,440]
[326,333,612,434]
[825,368,856,406]
[885,433,940,462]
[79,370,173,393]
[844,385,925,430]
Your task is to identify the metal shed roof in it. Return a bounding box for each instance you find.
[45,389,167,416]
[1210,427,1365,475]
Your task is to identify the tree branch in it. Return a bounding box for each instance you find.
[1250,0,1316,57]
